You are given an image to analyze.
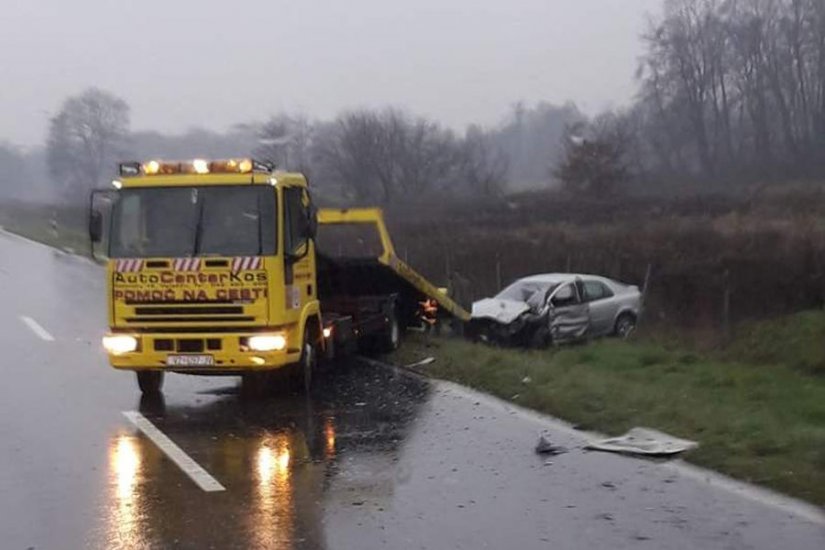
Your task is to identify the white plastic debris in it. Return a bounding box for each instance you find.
[586,427,698,456]
[405,357,436,369]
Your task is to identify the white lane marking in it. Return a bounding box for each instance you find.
[20,316,55,342]
[122,411,225,492]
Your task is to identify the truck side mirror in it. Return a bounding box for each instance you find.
[89,210,103,243]
[89,189,116,261]
[307,206,318,240]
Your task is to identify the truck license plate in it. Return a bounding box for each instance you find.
[166,355,214,367]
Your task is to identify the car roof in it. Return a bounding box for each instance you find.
[515,273,619,286]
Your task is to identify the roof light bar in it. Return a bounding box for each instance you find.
[118,158,274,177]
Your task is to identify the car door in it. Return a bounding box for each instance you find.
[582,279,616,336]
[547,282,590,342]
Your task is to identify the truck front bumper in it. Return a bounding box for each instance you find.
[104,331,301,373]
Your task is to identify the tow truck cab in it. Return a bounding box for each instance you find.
[91,158,471,395]
[91,159,328,393]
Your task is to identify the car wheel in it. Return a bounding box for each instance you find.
[136,371,164,395]
[614,314,637,339]
[530,326,551,349]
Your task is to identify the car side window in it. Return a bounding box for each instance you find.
[551,283,580,307]
[583,281,614,302]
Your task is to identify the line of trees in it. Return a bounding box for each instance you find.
[28,91,519,209]
[8,1,825,209]
[555,0,825,195]
[636,0,825,183]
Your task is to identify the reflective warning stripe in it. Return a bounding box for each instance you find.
[173,258,202,271]
[232,257,262,273]
[115,259,143,272]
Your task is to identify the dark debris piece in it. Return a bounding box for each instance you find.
[535,435,569,456]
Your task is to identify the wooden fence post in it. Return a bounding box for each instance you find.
[722,269,732,344]
[640,263,653,306]
[495,253,502,290]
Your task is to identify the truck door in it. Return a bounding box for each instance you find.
[283,186,316,324]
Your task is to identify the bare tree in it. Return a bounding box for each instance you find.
[554,115,632,195]
[459,125,509,196]
[46,88,130,201]
[253,114,315,176]
[636,0,825,185]
[314,108,467,204]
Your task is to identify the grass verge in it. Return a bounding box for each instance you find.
[388,330,825,506]
[0,203,88,254]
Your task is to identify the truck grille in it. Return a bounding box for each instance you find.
[134,306,243,315]
[125,304,254,325]
[126,316,255,323]
[153,338,223,352]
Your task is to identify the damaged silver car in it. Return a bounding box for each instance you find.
[469,274,641,348]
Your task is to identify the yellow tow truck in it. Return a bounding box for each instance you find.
[89,158,469,394]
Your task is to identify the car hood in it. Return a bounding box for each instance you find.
[471,298,530,324]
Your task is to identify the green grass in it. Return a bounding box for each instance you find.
[388,330,825,506]
[0,203,89,254]
[724,310,825,375]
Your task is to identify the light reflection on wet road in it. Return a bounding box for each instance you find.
[0,230,823,550]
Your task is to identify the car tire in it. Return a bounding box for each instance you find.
[530,326,551,349]
[136,371,164,395]
[614,313,637,339]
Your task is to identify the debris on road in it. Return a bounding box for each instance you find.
[586,427,698,456]
[405,356,436,370]
[534,435,568,456]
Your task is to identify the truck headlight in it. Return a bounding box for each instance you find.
[103,334,139,355]
[248,334,287,352]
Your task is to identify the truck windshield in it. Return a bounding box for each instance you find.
[109,186,277,258]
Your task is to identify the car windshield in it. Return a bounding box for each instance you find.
[495,280,558,304]
[109,186,277,258]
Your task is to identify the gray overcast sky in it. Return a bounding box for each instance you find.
[1,0,662,147]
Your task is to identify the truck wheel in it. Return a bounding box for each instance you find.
[136,371,164,395]
[299,325,318,393]
[381,308,401,352]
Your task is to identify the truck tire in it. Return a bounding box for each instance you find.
[136,371,164,395]
[298,324,318,393]
[381,307,401,352]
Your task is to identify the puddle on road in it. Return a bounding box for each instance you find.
[98,361,431,549]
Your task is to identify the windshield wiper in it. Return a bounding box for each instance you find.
[192,194,205,256]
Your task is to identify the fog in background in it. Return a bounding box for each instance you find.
[3,0,824,207]
[2,0,657,146]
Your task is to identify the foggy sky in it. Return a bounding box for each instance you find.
[1,0,662,147]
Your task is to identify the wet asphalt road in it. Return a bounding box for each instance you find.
[0,230,823,550]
